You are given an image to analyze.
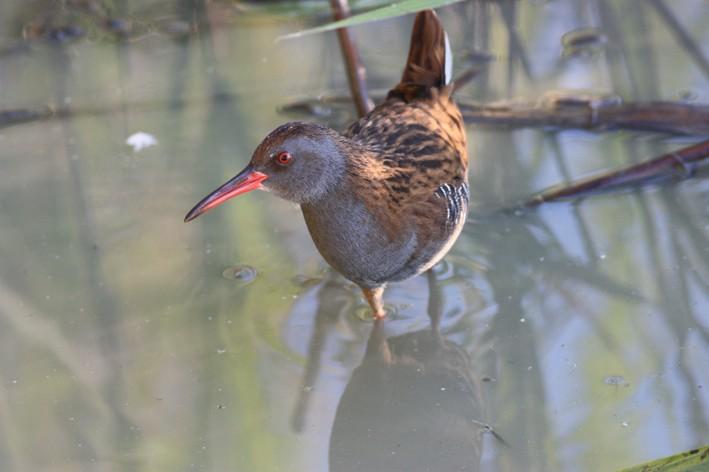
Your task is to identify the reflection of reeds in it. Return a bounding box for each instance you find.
[0,281,112,419]
[581,2,708,456]
[595,0,639,98]
[172,3,219,468]
[546,134,600,263]
[628,6,659,98]
[638,183,709,440]
[471,0,492,98]
[498,0,533,95]
[453,9,553,461]
[0,382,22,471]
[648,0,709,79]
[177,3,297,468]
[290,277,358,433]
[48,43,138,463]
[595,142,704,462]
[656,188,709,441]
[658,194,709,346]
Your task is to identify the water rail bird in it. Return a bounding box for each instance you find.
[185,10,469,319]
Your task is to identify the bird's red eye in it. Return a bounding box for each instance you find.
[276,151,293,165]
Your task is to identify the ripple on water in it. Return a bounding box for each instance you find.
[354,304,398,322]
[430,259,455,280]
[291,274,323,288]
[221,265,257,286]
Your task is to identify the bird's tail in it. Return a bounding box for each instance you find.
[398,10,452,90]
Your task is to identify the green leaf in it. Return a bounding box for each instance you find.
[278,0,465,40]
[618,445,709,472]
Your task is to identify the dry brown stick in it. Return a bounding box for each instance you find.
[524,139,709,206]
[329,0,373,118]
[458,97,709,136]
[279,92,709,136]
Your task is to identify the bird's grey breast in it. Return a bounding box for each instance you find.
[301,190,416,288]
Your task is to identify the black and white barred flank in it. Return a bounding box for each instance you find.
[435,182,469,226]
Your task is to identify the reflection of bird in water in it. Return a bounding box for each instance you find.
[184,10,468,319]
[328,271,490,472]
[286,265,498,472]
[328,326,484,471]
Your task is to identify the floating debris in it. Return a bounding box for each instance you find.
[291,274,322,288]
[561,27,607,58]
[463,48,495,65]
[156,19,192,37]
[678,89,698,102]
[604,375,629,387]
[222,265,257,286]
[278,95,354,128]
[22,23,85,43]
[280,99,337,119]
[104,18,132,36]
[46,26,86,43]
[541,90,623,110]
[126,132,158,152]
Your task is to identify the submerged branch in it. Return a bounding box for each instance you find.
[329,0,374,118]
[524,139,709,206]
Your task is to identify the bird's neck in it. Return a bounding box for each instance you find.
[303,138,386,205]
[304,144,405,240]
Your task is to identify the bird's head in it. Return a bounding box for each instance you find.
[184,122,348,222]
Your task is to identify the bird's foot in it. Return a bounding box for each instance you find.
[362,286,386,320]
[372,308,387,320]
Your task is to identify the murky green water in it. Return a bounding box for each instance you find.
[1,1,707,471]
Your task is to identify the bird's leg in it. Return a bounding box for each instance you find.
[361,286,386,319]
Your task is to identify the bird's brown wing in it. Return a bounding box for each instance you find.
[341,8,468,273]
[345,93,468,240]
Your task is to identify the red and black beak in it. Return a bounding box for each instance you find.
[184,165,268,222]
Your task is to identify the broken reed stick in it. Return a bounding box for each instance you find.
[328,0,374,118]
[524,139,709,206]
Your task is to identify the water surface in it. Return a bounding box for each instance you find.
[0,1,707,471]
